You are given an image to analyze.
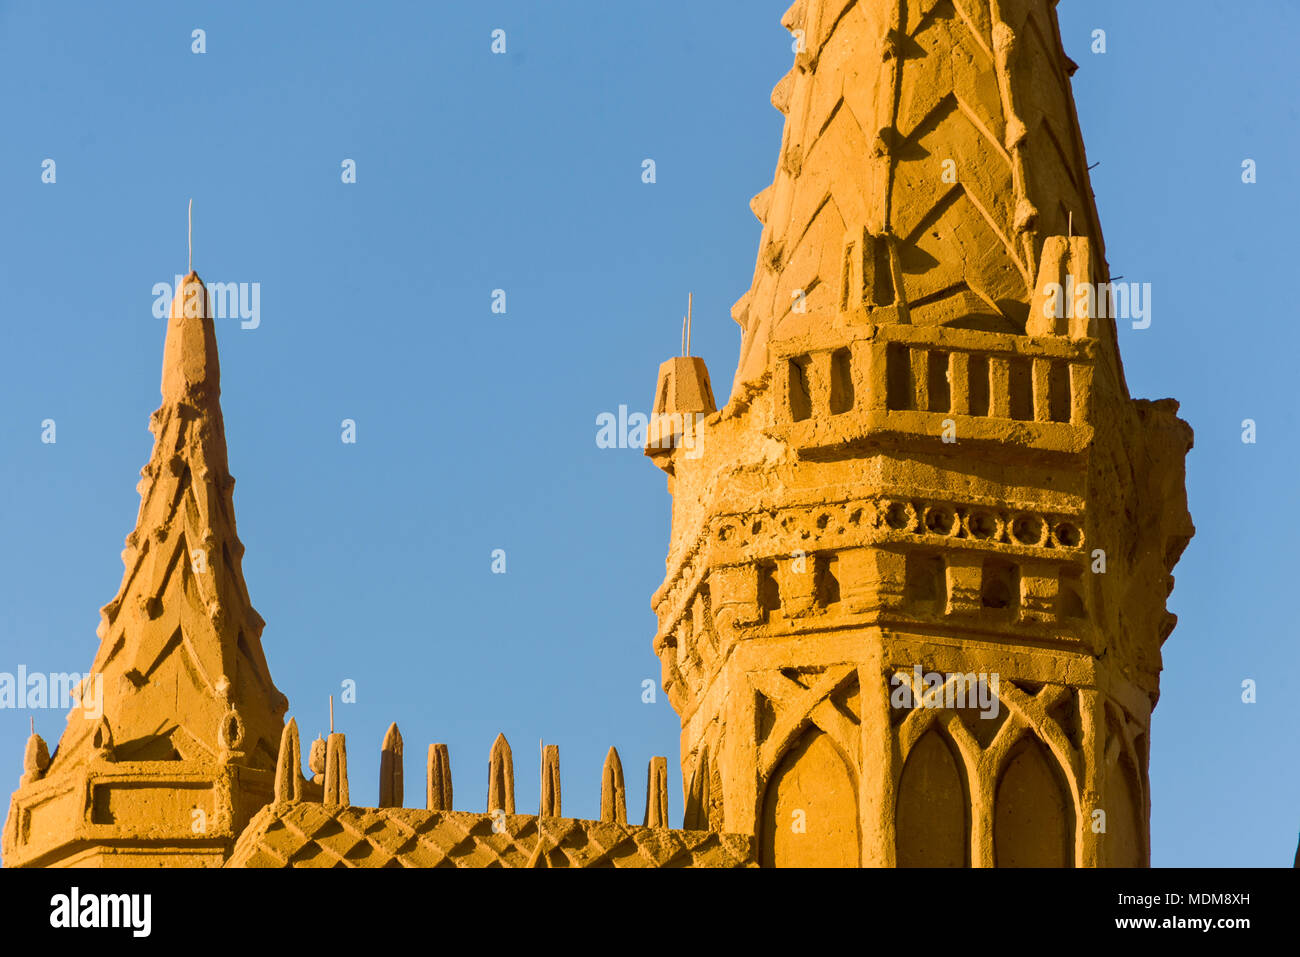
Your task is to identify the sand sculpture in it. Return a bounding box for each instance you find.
[4,0,1190,868]
[646,0,1192,867]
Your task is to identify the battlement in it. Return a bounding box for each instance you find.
[236,718,756,868]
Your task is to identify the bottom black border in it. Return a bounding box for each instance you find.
[0,866,1288,942]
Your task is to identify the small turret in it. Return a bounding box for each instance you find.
[646,295,717,469]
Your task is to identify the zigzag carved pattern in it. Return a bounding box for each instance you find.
[733,0,1104,386]
[48,374,285,777]
[226,804,756,868]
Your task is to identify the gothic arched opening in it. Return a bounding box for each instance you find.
[994,734,1075,867]
[759,728,859,867]
[895,727,970,867]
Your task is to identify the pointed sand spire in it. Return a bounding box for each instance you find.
[324,732,349,807]
[427,743,452,811]
[1,240,291,866]
[378,722,404,808]
[539,744,561,817]
[14,254,286,803]
[274,718,304,803]
[600,746,626,825]
[644,756,669,828]
[161,271,221,407]
[487,733,514,814]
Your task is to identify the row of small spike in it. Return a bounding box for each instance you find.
[275,719,672,826]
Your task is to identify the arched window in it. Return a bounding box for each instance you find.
[759,728,859,867]
[896,727,969,866]
[994,735,1075,867]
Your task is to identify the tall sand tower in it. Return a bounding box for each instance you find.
[646,0,1193,867]
[3,273,288,866]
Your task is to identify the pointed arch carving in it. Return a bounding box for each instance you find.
[759,725,859,868]
[993,731,1075,867]
[896,723,970,866]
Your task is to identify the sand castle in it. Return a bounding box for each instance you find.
[4,0,1191,868]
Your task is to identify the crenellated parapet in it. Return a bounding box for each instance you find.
[232,719,756,868]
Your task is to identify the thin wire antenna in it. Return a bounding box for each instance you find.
[329,695,334,734]
[188,198,193,273]
[1067,211,1073,238]
[681,306,686,356]
[686,293,693,356]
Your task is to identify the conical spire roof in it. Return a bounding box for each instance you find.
[730,0,1122,396]
[44,271,286,776]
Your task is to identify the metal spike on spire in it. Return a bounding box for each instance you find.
[681,293,695,357]
[686,292,693,356]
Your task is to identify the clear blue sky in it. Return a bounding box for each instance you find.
[0,1,1294,866]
